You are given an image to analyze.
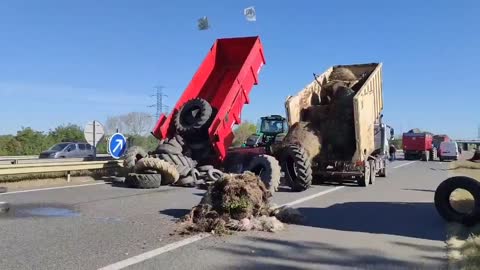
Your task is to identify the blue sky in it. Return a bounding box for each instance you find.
[0,0,479,138]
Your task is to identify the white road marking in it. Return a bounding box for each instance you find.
[276,186,345,209]
[97,233,210,270]
[96,186,345,270]
[0,182,107,195]
[392,161,417,169]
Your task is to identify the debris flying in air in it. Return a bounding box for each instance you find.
[244,6,256,22]
[198,16,210,30]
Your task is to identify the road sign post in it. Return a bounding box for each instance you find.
[84,121,105,160]
[108,133,127,159]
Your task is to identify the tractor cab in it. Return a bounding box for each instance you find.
[243,115,288,148]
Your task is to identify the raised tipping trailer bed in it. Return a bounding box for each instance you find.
[152,36,266,163]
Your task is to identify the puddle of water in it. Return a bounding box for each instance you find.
[19,207,80,217]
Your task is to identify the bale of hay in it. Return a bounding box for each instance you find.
[179,172,272,234]
[329,67,357,81]
[283,121,323,162]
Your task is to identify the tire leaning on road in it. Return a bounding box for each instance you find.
[434,176,480,226]
[124,173,162,189]
[134,157,180,185]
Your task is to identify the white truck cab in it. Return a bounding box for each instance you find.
[439,141,459,161]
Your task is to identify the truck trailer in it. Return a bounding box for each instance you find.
[284,63,392,187]
[402,131,434,161]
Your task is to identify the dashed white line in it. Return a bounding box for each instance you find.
[96,186,344,270]
[0,182,107,195]
[97,233,210,270]
[392,161,417,169]
[276,186,345,209]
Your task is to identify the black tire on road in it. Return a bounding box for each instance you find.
[207,168,224,182]
[281,145,312,192]
[358,161,370,187]
[369,160,376,185]
[198,165,214,172]
[434,176,480,226]
[247,154,281,193]
[174,98,213,137]
[124,173,162,189]
[123,146,148,173]
[134,157,180,185]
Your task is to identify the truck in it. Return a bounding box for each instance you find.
[402,131,435,161]
[284,63,392,187]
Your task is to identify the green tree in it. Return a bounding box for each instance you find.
[14,127,49,155]
[48,124,84,143]
[232,121,257,146]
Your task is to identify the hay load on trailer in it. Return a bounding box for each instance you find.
[283,63,393,187]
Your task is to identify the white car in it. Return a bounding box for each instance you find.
[439,141,459,161]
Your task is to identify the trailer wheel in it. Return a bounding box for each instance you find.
[134,157,180,185]
[281,145,312,192]
[358,161,370,187]
[174,98,213,136]
[223,152,248,173]
[124,173,162,189]
[123,146,148,173]
[422,151,430,162]
[378,160,387,177]
[247,154,281,193]
[369,160,376,185]
[434,176,480,226]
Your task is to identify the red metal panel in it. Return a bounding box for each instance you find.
[151,36,266,162]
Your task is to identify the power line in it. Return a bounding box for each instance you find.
[148,86,168,119]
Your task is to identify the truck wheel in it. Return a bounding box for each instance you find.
[134,157,180,185]
[369,160,376,185]
[123,146,148,173]
[281,145,312,192]
[434,176,480,226]
[378,160,387,177]
[358,161,370,187]
[247,154,281,193]
[422,151,430,162]
[174,98,213,136]
[124,173,162,189]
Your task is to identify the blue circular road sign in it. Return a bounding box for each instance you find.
[108,133,127,159]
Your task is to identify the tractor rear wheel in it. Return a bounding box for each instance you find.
[247,154,281,193]
[280,145,312,192]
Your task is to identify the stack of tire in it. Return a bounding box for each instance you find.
[122,98,223,189]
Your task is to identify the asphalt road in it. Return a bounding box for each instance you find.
[0,157,450,270]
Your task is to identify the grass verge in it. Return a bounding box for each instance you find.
[447,160,480,269]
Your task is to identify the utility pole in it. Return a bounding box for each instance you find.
[148,86,168,119]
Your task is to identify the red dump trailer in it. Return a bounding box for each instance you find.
[152,36,266,163]
[402,132,434,161]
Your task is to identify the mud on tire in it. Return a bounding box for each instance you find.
[134,157,180,185]
[247,154,281,193]
[434,176,480,226]
[123,146,148,173]
[124,173,162,189]
[280,145,313,192]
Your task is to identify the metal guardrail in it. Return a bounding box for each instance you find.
[0,155,113,165]
[0,160,123,182]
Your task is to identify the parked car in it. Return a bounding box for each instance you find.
[439,141,459,161]
[39,142,94,159]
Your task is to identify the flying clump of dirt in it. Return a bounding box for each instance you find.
[177,172,296,235]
